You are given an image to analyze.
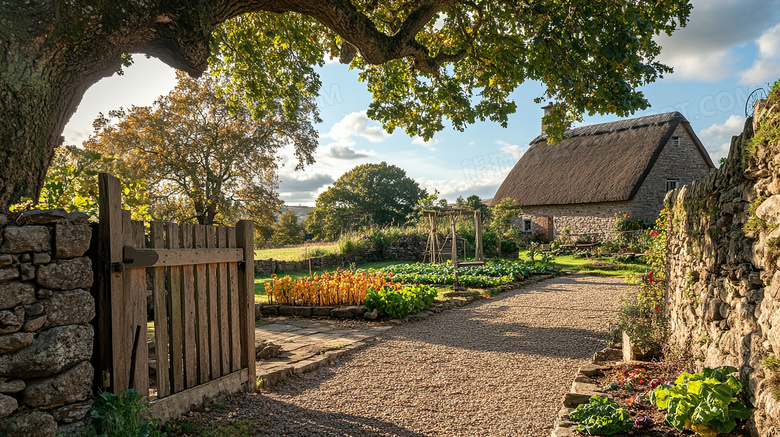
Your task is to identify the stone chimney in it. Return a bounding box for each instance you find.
[541,103,553,134]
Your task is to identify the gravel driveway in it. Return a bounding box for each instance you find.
[200,274,627,436]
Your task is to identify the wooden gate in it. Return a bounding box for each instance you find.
[92,174,256,419]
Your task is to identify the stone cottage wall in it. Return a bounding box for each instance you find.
[0,210,95,437]
[664,101,780,436]
[518,124,711,239]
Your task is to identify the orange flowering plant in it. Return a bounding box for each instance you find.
[265,269,397,306]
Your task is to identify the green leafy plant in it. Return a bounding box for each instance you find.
[83,389,161,437]
[650,366,751,436]
[364,284,438,318]
[568,395,633,435]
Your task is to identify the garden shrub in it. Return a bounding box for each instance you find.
[364,284,438,318]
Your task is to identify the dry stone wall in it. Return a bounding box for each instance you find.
[0,209,95,437]
[665,99,780,436]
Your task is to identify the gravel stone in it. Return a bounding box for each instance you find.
[199,275,624,436]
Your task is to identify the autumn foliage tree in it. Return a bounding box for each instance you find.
[1,1,692,209]
[84,72,317,226]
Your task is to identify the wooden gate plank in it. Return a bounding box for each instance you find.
[150,222,170,398]
[130,219,149,400]
[167,222,185,393]
[216,227,230,375]
[236,221,256,390]
[180,224,197,389]
[117,210,135,394]
[227,227,241,372]
[97,174,124,393]
[205,226,221,378]
[193,225,210,384]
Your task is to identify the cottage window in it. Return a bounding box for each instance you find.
[523,219,533,233]
[666,180,679,191]
[671,136,680,146]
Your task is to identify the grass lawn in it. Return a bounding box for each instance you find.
[254,243,337,261]
[254,260,413,303]
[517,249,648,278]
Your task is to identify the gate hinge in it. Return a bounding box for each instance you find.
[101,370,111,389]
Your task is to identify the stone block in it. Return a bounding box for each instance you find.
[0,410,57,436]
[0,267,18,283]
[42,289,95,328]
[1,226,50,253]
[278,306,312,317]
[311,306,334,317]
[18,263,34,281]
[330,307,355,319]
[32,253,50,265]
[345,306,364,315]
[0,393,17,420]
[0,307,25,335]
[0,332,34,354]
[363,308,378,320]
[0,325,93,379]
[16,209,68,225]
[52,400,92,423]
[0,379,25,394]
[22,315,46,332]
[0,255,12,268]
[66,211,90,223]
[54,222,92,259]
[260,305,279,316]
[36,257,92,290]
[19,361,93,408]
[757,195,780,226]
[0,283,35,310]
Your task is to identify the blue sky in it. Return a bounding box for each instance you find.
[62,0,780,206]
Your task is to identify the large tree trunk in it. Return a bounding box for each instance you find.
[0,0,449,208]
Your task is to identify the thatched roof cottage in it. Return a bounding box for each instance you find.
[491,111,714,240]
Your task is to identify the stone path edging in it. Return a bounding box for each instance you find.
[550,345,623,437]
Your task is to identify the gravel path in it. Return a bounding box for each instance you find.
[200,274,627,436]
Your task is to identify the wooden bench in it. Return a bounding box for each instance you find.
[456,261,486,267]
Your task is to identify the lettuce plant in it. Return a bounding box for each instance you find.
[650,366,751,436]
[568,396,633,435]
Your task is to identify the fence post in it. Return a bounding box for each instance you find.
[97,173,126,392]
[236,220,256,392]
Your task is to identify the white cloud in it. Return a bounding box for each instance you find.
[656,0,780,81]
[700,114,746,163]
[740,23,780,85]
[322,110,389,146]
[412,136,439,151]
[323,144,375,160]
[495,140,525,160]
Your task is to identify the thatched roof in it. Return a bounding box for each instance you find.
[491,112,714,207]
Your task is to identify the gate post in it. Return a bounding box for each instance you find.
[236,220,256,391]
[96,173,126,392]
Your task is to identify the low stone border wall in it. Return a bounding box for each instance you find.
[550,344,623,437]
[254,244,424,276]
[255,274,556,322]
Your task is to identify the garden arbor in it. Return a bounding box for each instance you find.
[422,208,484,267]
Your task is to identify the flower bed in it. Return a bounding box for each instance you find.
[265,269,394,306]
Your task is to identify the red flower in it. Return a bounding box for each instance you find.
[656,306,661,312]
[646,271,653,284]
[649,230,658,238]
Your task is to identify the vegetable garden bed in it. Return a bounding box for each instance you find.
[567,361,751,437]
